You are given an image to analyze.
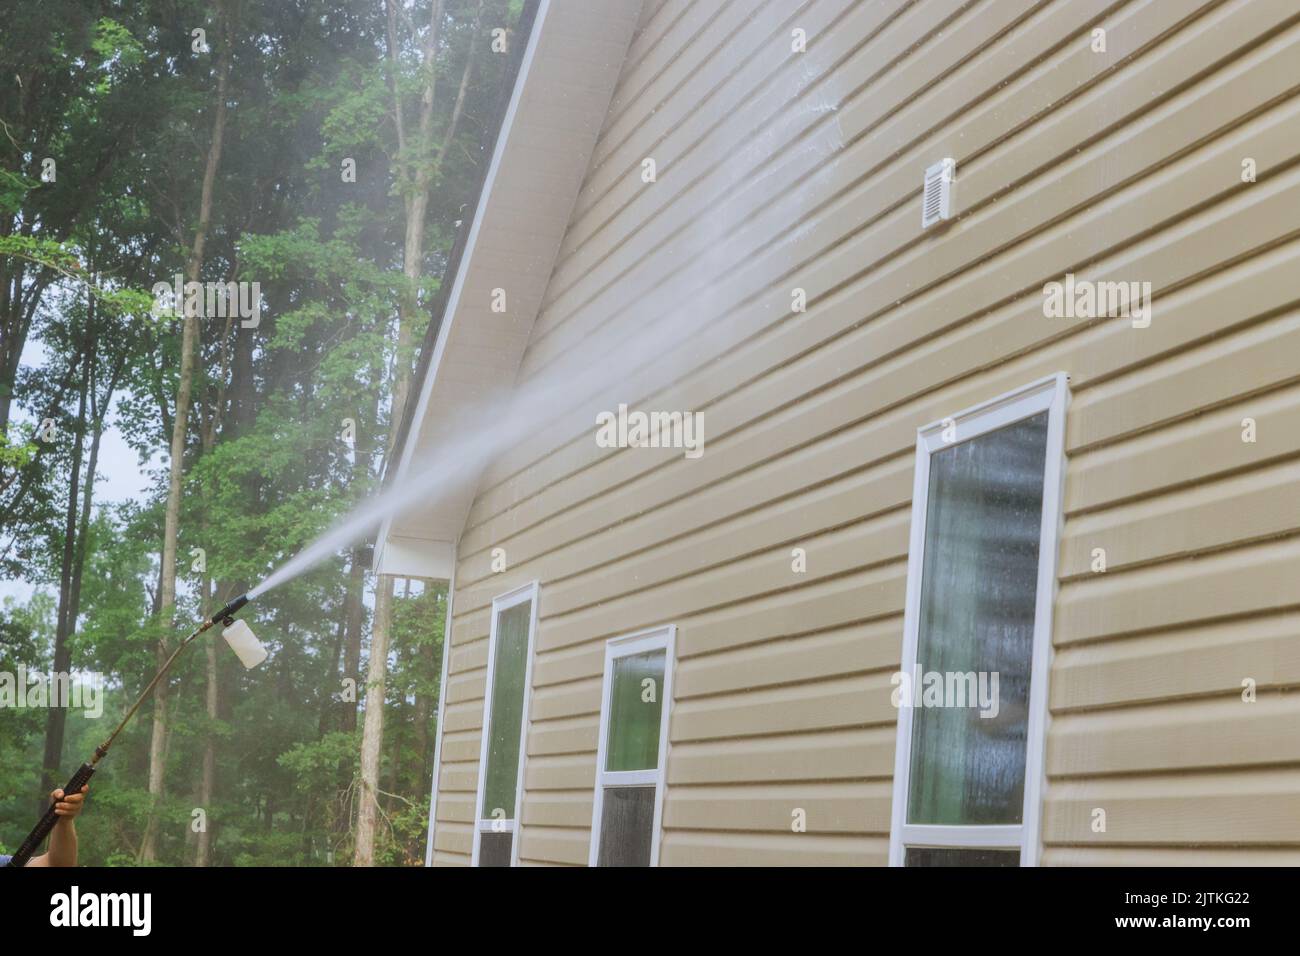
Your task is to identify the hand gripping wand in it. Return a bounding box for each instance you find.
[6,594,262,867]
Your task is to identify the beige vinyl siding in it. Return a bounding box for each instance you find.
[428,0,1300,865]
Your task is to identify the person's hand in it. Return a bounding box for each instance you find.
[52,784,88,822]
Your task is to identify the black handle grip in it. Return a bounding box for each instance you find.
[5,764,95,868]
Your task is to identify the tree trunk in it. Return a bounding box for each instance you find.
[339,548,366,732]
[40,345,113,809]
[433,0,485,177]
[354,0,447,868]
[354,573,396,866]
[141,0,233,863]
[37,329,89,807]
[352,0,440,866]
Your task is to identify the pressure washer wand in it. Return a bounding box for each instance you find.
[6,594,252,868]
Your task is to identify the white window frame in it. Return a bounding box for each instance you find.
[588,625,676,867]
[888,373,1069,867]
[471,580,540,867]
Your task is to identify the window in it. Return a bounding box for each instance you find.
[471,582,539,867]
[888,374,1068,867]
[589,626,675,867]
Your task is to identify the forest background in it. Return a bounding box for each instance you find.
[0,0,524,866]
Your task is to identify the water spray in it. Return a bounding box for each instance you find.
[5,594,265,867]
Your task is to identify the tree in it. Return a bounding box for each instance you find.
[0,0,523,868]
[140,0,235,864]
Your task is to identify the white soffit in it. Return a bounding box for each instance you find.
[374,0,644,579]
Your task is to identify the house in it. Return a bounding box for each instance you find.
[374,0,1300,866]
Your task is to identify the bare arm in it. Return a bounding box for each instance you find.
[27,785,86,867]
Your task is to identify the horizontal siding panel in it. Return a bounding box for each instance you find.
[1043,769,1300,845]
[520,790,593,829]
[1042,846,1300,866]
[436,793,473,826]
[517,826,589,866]
[459,445,913,605]
[660,830,887,866]
[566,0,860,249]
[530,640,605,688]
[668,727,895,785]
[439,730,481,763]
[443,667,485,706]
[546,0,958,326]
[458,133,1300,584]
[1060,456,1300,579]
[1066,377,1300,516]
[442,699,486,735]
[542,494,908,620]
[527,675,601,722]
[588,0,739,159]
[438,762,478,794]
[432,823,472,857]
[524,753,595,791]
[676,572,903,661]
[568,0,801,228]
[527,714,599,757]
[613,0,688,96]
[535,0,1071,369]
[1048,694,1300,776]
[1051,610,1300,711]
[538,522,905,651]
[672,672,896,743]
[448,608,489,649]
[448,639,486,675]
[1056,535,1300,645]
[456,466,910,618]
[664,780,890,834]
[1069,307,1300,454]
[527,0,1277,397]
[430,849,470,866]
[471,0,1274,509]
[674,620,899,699]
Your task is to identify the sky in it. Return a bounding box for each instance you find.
[1,338,159,605]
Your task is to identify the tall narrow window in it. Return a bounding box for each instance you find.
[589,626,675,867]
[889,375,1068,867]
[472,582,539,867]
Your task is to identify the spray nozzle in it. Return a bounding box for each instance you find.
[212,593,249,623]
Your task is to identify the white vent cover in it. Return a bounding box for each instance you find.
[922,158,955,229]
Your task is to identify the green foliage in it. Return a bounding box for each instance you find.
[1,0,520,867]
[0,236,154,316]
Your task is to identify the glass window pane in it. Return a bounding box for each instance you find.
[481,600,532,819]
[605,650,666,772]
[907,411,1049,826]
[478,831,513,867]
[596,786,656,867]
[905,846,1020,867]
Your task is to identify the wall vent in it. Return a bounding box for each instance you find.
[922,158,955,229]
